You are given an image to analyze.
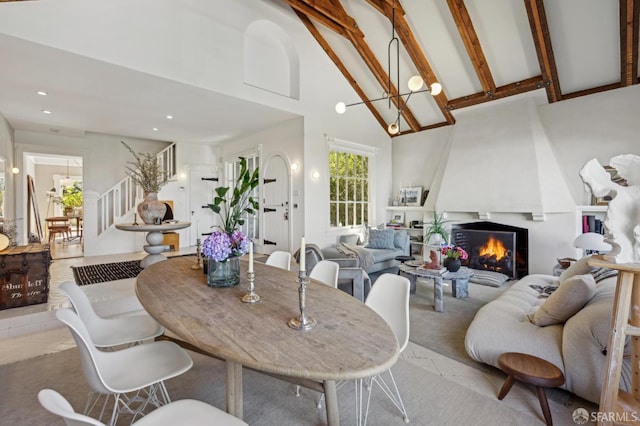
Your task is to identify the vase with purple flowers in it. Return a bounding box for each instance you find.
[203,157,260,287]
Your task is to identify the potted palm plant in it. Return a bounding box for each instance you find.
[60,181,83,217]
[424,211,452,245]
[423,211,453,268]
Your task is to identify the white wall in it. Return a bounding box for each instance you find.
[392,85,640,274]
[220,117,304,254]
[0,0,391,252]
[0,114,15,225]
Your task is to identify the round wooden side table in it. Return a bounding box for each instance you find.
[497,352,565,426]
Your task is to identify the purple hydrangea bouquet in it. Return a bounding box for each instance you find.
[202,229,250,262]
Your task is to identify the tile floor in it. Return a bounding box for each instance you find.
[0,249,598,425]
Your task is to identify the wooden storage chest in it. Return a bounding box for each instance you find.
[0,244,51,310]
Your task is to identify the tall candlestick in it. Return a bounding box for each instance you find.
[248,242,254,273]
[300,236,305,272]
[196,220,199,237]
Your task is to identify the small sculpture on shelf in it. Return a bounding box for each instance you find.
[423,249,441,270]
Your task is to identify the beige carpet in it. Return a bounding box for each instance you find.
[0,347,541,426]
[408,278,512,372]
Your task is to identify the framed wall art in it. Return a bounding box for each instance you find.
[399,186,422,207]
[391,212,405,224]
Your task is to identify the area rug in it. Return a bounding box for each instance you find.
[408,278,511,373]
[71,260,143,285]
[0,347,542,426]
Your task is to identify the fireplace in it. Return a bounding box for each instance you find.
[450,221,528,279]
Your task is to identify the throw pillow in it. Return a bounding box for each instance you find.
[558,255,595,283]
[590,267,618,283]
[365,228,395,250]
[468,270,510,287]
[393,229,408,250]
[530,274,596,326]
[339,234,360,245]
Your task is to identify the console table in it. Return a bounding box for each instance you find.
[115,222,190,268]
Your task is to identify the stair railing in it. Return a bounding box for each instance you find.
[95,143,176,236]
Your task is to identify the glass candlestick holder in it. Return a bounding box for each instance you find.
[288,270,316,330]
[242,271,260,303]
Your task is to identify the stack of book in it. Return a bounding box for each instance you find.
[386,222,404,228]
[582,215,604,234]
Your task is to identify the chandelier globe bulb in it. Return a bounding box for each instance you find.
[408,75,424,92]
[430,82,442,96]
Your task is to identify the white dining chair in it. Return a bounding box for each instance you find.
[357,273,410,425]
[265,250,292,271]
[60,281,164,349]
[38,389,248,426]
[309,260,340,288]
[55,308,193,426]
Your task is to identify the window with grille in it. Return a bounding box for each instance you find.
[329,150,369,228]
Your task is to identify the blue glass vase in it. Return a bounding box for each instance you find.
[207,256,240,287]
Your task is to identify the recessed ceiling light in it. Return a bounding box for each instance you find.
[36,91,48,96]
[166,115,173,120]
[152,127,159,131]
[42,110,52,114]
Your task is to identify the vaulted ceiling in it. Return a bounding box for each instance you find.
[279,0,640,136]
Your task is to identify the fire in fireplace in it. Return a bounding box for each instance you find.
[451,222,528,279]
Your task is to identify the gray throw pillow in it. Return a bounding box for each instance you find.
[529,273,596,326]
[393,230,408,250]
[365,228,395,250]
[339,234,360,245]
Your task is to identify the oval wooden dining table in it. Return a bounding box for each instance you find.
[136,256,399,425]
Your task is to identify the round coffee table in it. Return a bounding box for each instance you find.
[497,352,565,426]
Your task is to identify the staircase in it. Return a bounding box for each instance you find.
[82,143,176,255]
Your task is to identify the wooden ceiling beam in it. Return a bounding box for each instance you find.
[396,120,450,137]
[446,0,496,95]
[620,0,640,86]
[280,0,360,37]
[366,0,455,125]
[562,82,623,100]
[524,0,562,102]
[293,11,389,131]
[446,76,546,110]
[287,0,422,134]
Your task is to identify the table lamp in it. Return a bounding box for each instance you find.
[574,232,611,255]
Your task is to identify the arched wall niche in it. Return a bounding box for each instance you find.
[244,19,300,99]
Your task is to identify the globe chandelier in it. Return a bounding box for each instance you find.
[335,0,442,135]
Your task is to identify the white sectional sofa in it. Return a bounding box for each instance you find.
[464,256,630,404]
